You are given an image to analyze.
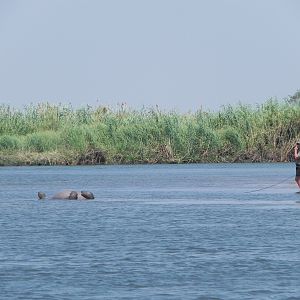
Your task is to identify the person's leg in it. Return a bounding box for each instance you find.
[295,176,300,189]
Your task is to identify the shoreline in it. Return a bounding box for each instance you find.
[0,151,294,167]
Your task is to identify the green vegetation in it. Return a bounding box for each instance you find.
[0,99,300,166]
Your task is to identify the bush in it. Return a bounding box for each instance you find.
[219,127,242,153]
[24,131,60,152]
[60,125,87,152]
[0,135,21,150]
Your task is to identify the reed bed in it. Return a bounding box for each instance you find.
[0,100,300,165]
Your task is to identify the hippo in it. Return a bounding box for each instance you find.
[38,190,94,200]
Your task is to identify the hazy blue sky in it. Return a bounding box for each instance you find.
[1,0,299,111]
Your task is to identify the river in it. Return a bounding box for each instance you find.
[0,163,299,299]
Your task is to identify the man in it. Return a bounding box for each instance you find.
[294,142,300,188]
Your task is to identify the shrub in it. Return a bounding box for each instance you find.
[24,131,60,152]
[0,135,21,150]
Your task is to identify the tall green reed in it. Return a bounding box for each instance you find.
[1,99,300,164]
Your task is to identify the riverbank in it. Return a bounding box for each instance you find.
[0,100,300,166]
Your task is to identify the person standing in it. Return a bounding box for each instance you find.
[294,142,300,189]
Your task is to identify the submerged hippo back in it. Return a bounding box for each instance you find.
[51,190,72,199]
[69,191,78,199]
[38,190,94,200]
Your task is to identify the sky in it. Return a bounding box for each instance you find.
[0,0,300,112]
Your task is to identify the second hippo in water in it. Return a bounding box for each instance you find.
[38,190,95,200]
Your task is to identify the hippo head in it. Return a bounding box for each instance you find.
[81,191,95,199]
[38,192,46,199]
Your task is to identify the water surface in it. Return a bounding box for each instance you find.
[0,163,299,299]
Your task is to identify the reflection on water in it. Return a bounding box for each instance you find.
[0,163,299,299]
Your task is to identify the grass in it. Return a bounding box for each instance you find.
[0,100,300,165]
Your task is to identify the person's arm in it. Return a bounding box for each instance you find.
[295,144,299,159]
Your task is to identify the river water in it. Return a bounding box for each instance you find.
[0,163,299,299]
